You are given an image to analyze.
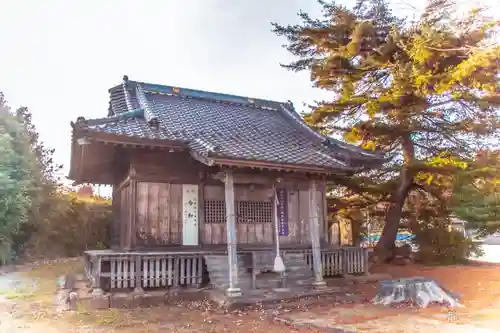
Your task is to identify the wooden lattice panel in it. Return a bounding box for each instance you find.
[203,200,273,224]
[204,200,226,224]
[236,200,272,224]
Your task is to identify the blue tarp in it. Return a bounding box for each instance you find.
[362,233,415,243]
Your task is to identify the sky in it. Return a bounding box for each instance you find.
[0,0,495,181]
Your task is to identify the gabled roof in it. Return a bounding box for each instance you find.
[70,76,385,177]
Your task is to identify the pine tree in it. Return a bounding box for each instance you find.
[451,150,500,236]
[273,0,499,255]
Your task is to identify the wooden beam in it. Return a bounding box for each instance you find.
[223,170,242,297]
[309,179,326,288]
[210,170,316,188]
[209,156,351,175]
[117,175,131,193]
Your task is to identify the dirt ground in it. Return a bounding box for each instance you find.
[1,258,500,333]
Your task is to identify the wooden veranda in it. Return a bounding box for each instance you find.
[84,246,370,292]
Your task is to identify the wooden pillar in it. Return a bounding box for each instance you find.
[91,255,104,295]
[129,167,137,250]
[134,254,144,293]
[111,185,121,250]
[309,179,326,288]
[322,179,329,244]
[223,170,242,297]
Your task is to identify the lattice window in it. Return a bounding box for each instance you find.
[236,201,272,224]
[203,200,273,224]
[204,200,226,224]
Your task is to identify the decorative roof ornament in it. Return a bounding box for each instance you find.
[122,76,134,112]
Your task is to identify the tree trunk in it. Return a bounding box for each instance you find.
[375,134,415,260]
[375,168,413,252]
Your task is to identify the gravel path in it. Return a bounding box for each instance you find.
[0,271,102,333]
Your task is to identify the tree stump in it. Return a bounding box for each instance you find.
[372,277,462,308]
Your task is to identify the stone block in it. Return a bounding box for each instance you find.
[89,295,110,310]
[138,292,167,307]
[345,273,392,284]
[110,293,138,309]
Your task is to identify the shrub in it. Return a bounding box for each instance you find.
[414,225,484,265]
[19,192,112,260]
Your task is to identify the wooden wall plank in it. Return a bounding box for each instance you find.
[119,185,129,249]
[170,184,182,244]
[158,183,169,244]
[132,182,184,246]
[148,183,160,240]
[136,182,148,245]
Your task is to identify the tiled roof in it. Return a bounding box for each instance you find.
[74,77,384,171]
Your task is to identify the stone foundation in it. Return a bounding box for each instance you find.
[74,288,212,310]
[55,273,212,311]
[56,270,389,311]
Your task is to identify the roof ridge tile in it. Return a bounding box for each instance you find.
[135,81,282,110]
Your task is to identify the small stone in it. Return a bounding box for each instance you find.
[74,274,85,282]
[69,291,79,311]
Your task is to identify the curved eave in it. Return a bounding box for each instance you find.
[72,125,189,149]
[68,126,189,184]
[198,153,356,175]
[188,149,387,176]
[279,104,388,165]
[323,137,387,161]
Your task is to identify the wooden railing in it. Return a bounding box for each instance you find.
[85,252,205,292]
[287,247,371,277]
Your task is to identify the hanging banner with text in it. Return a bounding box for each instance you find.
[276,188,289,236]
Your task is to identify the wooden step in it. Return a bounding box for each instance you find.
[282,253,313,287]
[204,255,253,290]
[205,252,315,291]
